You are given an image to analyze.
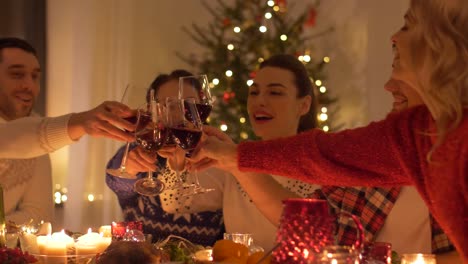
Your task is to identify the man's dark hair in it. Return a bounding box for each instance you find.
[0,37,37,62]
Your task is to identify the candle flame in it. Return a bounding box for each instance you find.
[88,228,92,234]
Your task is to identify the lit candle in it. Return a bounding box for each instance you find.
[401,253,436,264]
[75,228,111,254]
[99,225,112,238]
[75,228,99,255]
[39,230,74,255]
[96,235,111,253]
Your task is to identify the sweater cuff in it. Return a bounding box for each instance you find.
[40,114,75,152]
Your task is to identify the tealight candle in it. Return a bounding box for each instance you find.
[75,228,111,254]
[401,253,436,264]
[99,225,112,238]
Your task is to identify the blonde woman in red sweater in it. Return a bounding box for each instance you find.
[190,0,468,262]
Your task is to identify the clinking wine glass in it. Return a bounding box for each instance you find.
[133,102,166,196]
[178,74,213,124]
[169,97,214,195]
[106,84,140,178]
[165,97,195,190]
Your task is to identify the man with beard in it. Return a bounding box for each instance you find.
[0,37,134,224]
[0,37,54,224]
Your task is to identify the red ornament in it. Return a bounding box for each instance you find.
[304,7,317,27]
[249,71,257,79]
[222,18,231,27]
[223,91,231,103]
[277,0,287,8]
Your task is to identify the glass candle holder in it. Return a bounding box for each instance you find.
[307,245,360,264]
[400,253,436,264]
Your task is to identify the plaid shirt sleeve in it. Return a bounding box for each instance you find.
[310,186,401,246]
[310,186,455,254]
[431,214,455,253]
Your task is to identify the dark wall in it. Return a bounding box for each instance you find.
[0,0,47,115]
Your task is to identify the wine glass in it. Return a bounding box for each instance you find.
[164,96,195,190]
[106,84,140,178]
[168,97,214,195]
[178,74,213,124]
[133,102,166,196]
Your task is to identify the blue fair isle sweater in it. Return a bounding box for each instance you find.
[105,145,225,246]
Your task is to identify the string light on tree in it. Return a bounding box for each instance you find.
[239,117,246,123]
[321,107,327,113]
[319,86,327,93]
[220,124,228,131]
[179,0,336,141]
[323,125,329,132]
[88,194,95,202]
[319,113,328,121]
[240,132,249,139]
[315,80,322,86]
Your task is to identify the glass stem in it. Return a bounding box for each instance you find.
[119,142,131,172]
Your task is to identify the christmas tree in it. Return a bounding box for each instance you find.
[179,0,335,142]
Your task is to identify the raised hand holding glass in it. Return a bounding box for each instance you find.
[133,102,166,196]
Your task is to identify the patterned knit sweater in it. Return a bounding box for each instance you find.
[237,106,468,262]
[106,145,225,246]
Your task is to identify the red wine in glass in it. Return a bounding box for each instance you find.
[183,101,212,123]
[171,127,202,156]
[135,127,167,153]
[164,130,177,147]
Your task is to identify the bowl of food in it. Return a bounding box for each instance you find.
[192,240,270,264]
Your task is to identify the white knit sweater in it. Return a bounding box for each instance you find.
[0,114,74,159]
[0,116,58,225]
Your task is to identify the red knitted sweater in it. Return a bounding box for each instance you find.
[238,106,468,262]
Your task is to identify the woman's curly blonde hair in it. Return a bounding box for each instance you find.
[408,0,468,158]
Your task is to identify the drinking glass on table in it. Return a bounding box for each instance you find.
[167,97,214,195]
[133,102,166,196]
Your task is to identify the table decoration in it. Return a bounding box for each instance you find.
[110,221,143,241]
[0,247,37,264]
[273,198,364,263]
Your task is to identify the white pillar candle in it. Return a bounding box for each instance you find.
[39,230,74,255]
[96,236,111,253]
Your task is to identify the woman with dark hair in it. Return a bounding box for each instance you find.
[158,55,319,251]
[105,69,225,246]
